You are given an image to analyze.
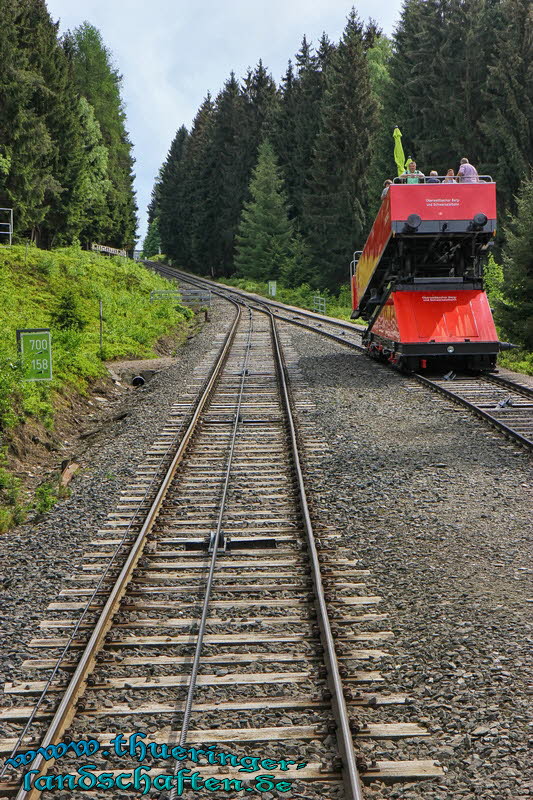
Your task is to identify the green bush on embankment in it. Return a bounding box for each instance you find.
[484,255,533,376]
[496,349,533,375]
[0,244,192,429]
[0,244,192,529]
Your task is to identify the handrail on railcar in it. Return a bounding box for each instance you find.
[391,175,494,184]
[350,251,362,279]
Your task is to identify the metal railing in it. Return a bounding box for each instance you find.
[180,288,211,307]
[391,174,494,184]
[312,294,326,314]
[0,208,13,246]
[350,251,362,280]
[150,288,211,307]
[150,289,181,302]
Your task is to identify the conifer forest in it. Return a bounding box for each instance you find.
[147,0,532,348]
[0,0,531,348]
[0,2,137,249]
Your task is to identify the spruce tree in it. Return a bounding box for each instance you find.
[386,0,505,176]
[185,95,216,272]
[205,74,251,276]
[0,8,137,248]
[241,62,279,209]
[143,219,161,259]
[147,166,163,225]
[291,37,320,224]
[304,9,378,290]
[158,125,190,265]
[0,0,71,243]
[497,174,533,348]
[30,0,87,248]
[280,231,313,288]
[316,31,336,66]
[65,22,137,248]
[67,97,112,247]
[366,33,395,220]
[0,0,17,199]
[271,35,336,230]
[292,35,334,227]
[242,61,278,157]
[235,140,293,281]
[386,0,448,169]
[270,61,299,218]
[480,0,533,214]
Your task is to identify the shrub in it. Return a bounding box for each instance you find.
[50,289,87,331]
[0,508,12,534]
[484,254,504,305]
[0,360,23,430]
[496,174,533,349]
[34,483,57,514]
[498,349,533,376]
[0,453,26,531]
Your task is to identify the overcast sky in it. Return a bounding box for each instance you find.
[46,0,404,245]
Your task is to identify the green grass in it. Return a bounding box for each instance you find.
[484,255,533,375]
[497,349,533,376]
[33,483,58,515]
[0,244,193,429]
[0,450,26,532]
[0,244,193,529]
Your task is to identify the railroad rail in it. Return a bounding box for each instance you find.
[0,298,442,797]
[158,264,365,351]
[410,373,533,448]
[147,264,533,450]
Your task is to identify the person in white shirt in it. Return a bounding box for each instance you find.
[381,179,392,198]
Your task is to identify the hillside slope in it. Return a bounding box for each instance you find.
[0,245,191,529]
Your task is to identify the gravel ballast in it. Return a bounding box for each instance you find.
[282,322,531,800]
[1,297,531,800]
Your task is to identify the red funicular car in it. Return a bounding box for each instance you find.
[350,177,509,371]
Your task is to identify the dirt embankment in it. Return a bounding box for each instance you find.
[2,313,207,522]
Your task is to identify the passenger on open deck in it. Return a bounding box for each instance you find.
[381,179,392,198]
[400,161,425,184]
[457,158,479,183]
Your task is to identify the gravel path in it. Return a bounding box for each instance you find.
[0,299,233,687]
[282,322,532,800]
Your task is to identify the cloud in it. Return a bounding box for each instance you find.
[46,0,403,243]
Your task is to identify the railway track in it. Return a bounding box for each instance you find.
[0,300,442,798]
[147,265,533,450]
[411,373,533,448]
